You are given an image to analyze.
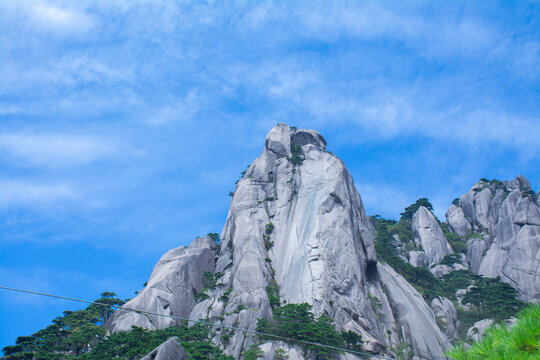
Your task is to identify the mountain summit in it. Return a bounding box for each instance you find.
[108,124,451,359]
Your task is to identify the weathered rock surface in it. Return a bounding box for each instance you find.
[430,265,453,278]
[140,337,187,360]
[377,264,450,359]
[412,206,453,266]
[189,124,384,358]
[430,297,458,339]
[447,176,540,301]
[107,236,216,333]
[466,319,494,342]
[409,250,429,267]
[109,124,452,359]
[446,205,472,237]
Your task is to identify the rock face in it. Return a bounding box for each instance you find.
[412,206,453,266]
[108,124,451,359]
[140,337,187,360]
[446,205,472,237]
[446,177,540,301]
[376,264,450,359]
[107,236,216,333]
[430,297,458,339]
[190,124,385,358]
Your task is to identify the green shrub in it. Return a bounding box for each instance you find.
[439,254,462,267]
[207,233,220,242]
[266,280,280,309]
[219,288,233,303]
[288,142,304,165]
[446,303,540,359]
[243,344,263,359]
[256,303,345,358]
[522,189,535,198]
[400,198,434,222]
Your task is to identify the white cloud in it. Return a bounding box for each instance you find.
[0,181,78,209]
[0,133,124,168]
[29,2,95,34]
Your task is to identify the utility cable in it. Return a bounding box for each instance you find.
[0,286,395,360]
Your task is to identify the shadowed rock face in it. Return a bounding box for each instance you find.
[107,236,216,333]
[446,176,540,301]
[107,124,451,360]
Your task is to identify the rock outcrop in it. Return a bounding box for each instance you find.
[107,236,217,333]
[140,337,187,360]
[412,206,453,266]
[430,297,458,339]
[446,176,540,301]
[108,124,452,359]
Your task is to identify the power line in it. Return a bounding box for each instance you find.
[0,286,395,360]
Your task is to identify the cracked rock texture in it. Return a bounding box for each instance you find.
[446,176,540,301]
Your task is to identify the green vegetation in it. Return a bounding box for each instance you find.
[264,222,274,250]
[462,277,524,321]
[368,294,384,320]
[243,344,263,359]
[452,198,461,206]
[522,188,535,198]
[372,203,525,321]
[439,254,462,267]
[440,222,467,254]
[288,142,304,165]
[446,303,540,360]
[372,217,442,301]
[399,198,433,222]
[207,233,220,243]
[2,293,233,360]
[219,288,233,303]
[392,342,413,360]
[266,280,280,309]
[256,303,359,359]
[466,231,483,241]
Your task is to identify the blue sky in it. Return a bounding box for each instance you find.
[1,0,539,350]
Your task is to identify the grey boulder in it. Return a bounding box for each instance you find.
[412,206,453,266]
[140,337,187,360]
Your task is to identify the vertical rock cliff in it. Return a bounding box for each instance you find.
[445,176,540,301]
[108,124,451,359]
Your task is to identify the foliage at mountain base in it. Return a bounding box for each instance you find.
[255,303,362,359]
[1,293,232,360]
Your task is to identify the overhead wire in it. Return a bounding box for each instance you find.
[0,286,395,360]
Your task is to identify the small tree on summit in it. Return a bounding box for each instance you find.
[400,198,434,222]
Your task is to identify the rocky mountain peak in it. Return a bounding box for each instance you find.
[412,206,453,266]
[107,124,452,359]
[445,175,539,301]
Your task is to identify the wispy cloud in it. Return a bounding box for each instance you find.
[25,2,95,34]
[0,181,78,209]
[0,133,131,169]
[143,90,203,126]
